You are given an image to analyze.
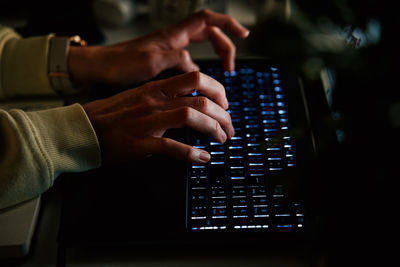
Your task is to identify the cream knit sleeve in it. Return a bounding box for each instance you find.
[0,104,101,209]
[0,26,101,209]
[0,25,55,98]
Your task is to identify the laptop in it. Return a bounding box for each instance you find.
[58,58,332,249]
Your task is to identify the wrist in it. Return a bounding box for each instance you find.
[68,45,106,87]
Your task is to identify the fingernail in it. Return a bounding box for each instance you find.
[220,131,227,143]
[199,151,210,163]
[230,127,235,139]
[224,98,229,109]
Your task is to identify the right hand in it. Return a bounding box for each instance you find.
[83,71,234,164]
[69,9,249,88]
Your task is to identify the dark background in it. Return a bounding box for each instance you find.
[1,1,398,266]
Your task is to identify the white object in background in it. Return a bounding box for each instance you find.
[92,0,136,27]
[254,0,291,22]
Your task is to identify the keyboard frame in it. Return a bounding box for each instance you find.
[185,59,317,241]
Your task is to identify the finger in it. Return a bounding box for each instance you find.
[161,49,200,73]
[155,71,229,109]
[159,107,227,143]
[183,9,249,40]
[208,26,236,71]
[166,9,249,50]
[150,137,210,163]
[168,96,235,138]
[177,50,200,73]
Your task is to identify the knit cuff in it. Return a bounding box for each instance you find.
[25,103,101,178]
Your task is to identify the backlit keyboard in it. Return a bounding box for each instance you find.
[187,62,304,231]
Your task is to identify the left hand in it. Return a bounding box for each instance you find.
[68,9,249,88]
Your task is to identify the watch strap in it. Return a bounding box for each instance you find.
[48,36,86,95]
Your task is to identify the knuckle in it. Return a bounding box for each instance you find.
[186,147,197,161]
[180,49,188,59]
[148,63,159,77]
[230,43,236,54]
[180,50,191,63]
[222,111,232,127]
[219,41,235,55]
[143,52,159,76]
[227,17,236,26]
[159,28,174,47]
[157,138,173,155]
[227,112,233,125]
[179,106,193,122]
[188,70,202,88]
[159,138,171,150]
[214,119,220,132]
[142,94,156,107]
[195,96,208,111]
[197,9,210,17]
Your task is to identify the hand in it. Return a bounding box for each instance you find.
[83,71,234,164]
[69,9,249,88]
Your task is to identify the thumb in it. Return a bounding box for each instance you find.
[162,49,199,73]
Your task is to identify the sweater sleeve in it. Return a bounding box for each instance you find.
[0,26,101,209]
[0,104,101,209]
[0,25,55,98]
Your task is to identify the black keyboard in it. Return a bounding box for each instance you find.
[187,62,304,231]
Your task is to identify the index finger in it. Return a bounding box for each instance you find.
[189,9,249,38]
[167,9,249,49]
[154,71,229,110]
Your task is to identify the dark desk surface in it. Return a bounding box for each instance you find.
[25,182,314,266]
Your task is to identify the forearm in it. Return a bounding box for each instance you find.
[0,25,55,99]
[0,104,101,209]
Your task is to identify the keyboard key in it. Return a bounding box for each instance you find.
[229,168,245,177]
[230,177,247,187]
[190,219,208,229]
[253,206,269,217]
[228,157,246,166]
[232,197,248,206]
[211,187,226,198]
[231,187,247,197]
[233,207,249,218]
[211,208,228,217]
[267,160,284,169]
[250,187,267,196]
[209,218,229,226]
[191,206,207,217]
[248,155,263,162]
[251,197,268,206]
[212,198,227,206]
